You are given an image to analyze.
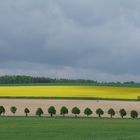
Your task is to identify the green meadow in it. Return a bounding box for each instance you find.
[0,117,140,140]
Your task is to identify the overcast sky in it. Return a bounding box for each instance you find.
[1,0,140,82]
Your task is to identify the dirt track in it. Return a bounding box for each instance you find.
[0,99,140,117]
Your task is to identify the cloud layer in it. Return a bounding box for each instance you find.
[1,0,140,81]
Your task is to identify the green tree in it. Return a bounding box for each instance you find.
[10,106,17,115]
[60,106,68,117]
[72,107,80,117]
[131,110,138,118]
[0,106,5,116]
[48,106,56,117]
[84,108,93,117]
[96,108,104,117]
[24,108,30,117]
[36,108,43,117]
[119,109,127,118]
[108,108,115,118]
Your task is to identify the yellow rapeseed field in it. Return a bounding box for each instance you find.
[0,86,140,99]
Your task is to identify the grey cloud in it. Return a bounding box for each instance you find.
[0,0,140,81]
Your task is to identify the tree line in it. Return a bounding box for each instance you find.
[0,75,97,84]
[0,75,139,87]
[0,106,139,119]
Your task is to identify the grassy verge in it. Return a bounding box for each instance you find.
[0,96,139,101]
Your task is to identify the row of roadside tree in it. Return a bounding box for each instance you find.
[0,106,139,118]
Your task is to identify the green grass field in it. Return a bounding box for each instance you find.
[0,117,140,140]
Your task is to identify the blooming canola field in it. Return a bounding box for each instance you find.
[0,86,140,100]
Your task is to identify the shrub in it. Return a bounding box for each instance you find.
[60,106,68,117]
[36,108,43,117]
[72,107,80,117]
[96,108,104,117]
[131,110,138,118]
[10,106,17,115]
[48,106,56,117]
[0,106,5,116]
[119,109,127,118]
[108,108,115,118]
[84,108,93,117]
[24,108,30,117]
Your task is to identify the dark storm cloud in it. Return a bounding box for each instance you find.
[1,0,140,81]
